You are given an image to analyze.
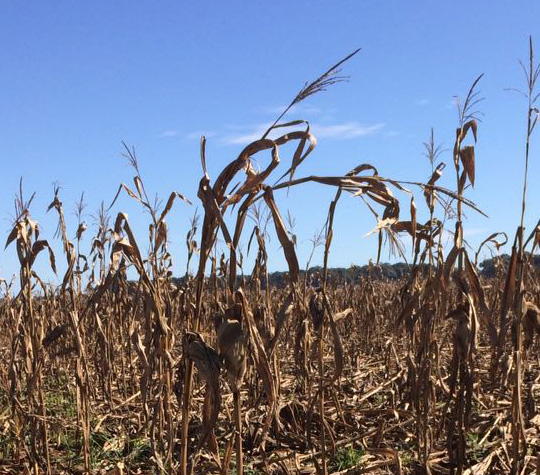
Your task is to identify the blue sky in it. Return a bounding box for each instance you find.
[1,1,540,283]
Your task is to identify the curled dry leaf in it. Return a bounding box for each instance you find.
[309,289,324,332]
[523,301,540,349]
[184,332,222,451]
[446,303,471,360]
[215,304,247,392]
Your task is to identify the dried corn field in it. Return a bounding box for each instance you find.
[2,46,540,475]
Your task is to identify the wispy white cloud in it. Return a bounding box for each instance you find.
[439,227,486,248]
[215,121,385,146]
[295,104,323,115]
[464,228,486,237]
[159,130,179,138]
[186,130,215,140]
[261,103,323,116]
[261,105,287,115]
[446,97,459,110]
[314,122,385,139]
[220,130,266,145]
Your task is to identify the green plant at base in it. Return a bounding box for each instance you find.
[330,445,365,471]
[467,432,485,463]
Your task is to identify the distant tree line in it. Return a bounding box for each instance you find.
[169,254,540,289]
[263,254,540,286]
[477,253,540,278]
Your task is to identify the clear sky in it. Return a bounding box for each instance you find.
[1,1,540,283]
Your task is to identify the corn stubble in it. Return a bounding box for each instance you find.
[2,42,540,475]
